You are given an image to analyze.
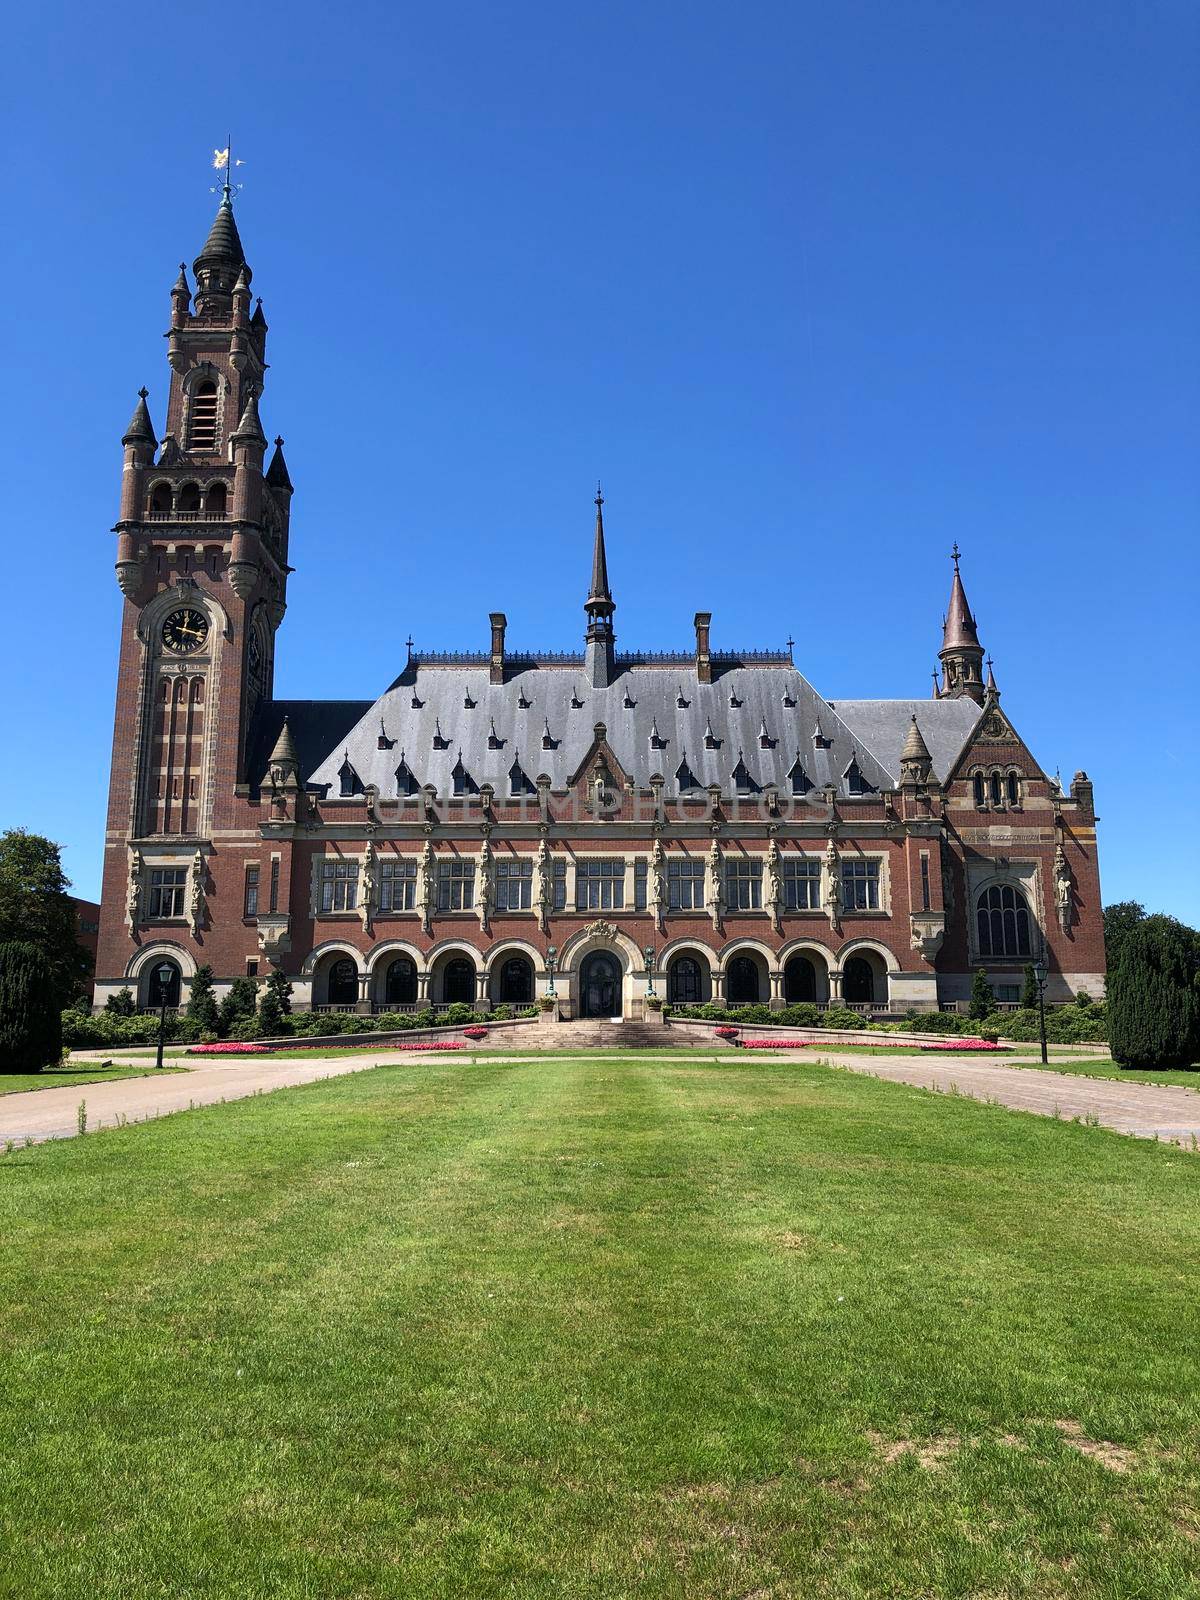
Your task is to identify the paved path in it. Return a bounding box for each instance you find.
[815,1051,1200,1148]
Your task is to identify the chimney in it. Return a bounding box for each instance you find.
[489,612,506,684]
[694,611,712,684]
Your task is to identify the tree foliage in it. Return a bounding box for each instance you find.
[1103,901,1146,975]
[1108,915,1200,1069]
[218,977,260,1037]
[969,967,993,1020]
[0,830,92,1007]
[187,965,219,1033]
[1020,964,1040,1010]
[105,988,136,1017]
[0,940,62,1071]
[258,970,293,1037]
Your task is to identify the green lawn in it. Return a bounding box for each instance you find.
[1005,1056,1200,1089]
[1,1056,1197,1599]
[0,1063,188,1095]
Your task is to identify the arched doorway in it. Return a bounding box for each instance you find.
[327,957,358,1007]
[842,956,876,1005]
[726,955,760,1005]
[497,956,533,1005]
[668,955,705,1005]
[580,950,621,1018]
[443,957,476,1005]
[384,956,417,1006]
[784,955,816,1003]
[141,958,181,1010]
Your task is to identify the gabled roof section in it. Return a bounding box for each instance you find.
[946,702,1051,784]
[827,698,981,784]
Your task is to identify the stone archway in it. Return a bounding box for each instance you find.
[580,950,622,1018]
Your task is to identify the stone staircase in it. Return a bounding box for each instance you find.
[531,1018,684,1050]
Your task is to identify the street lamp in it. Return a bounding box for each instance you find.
[546,944,557,999]
[644,945,657,998]
[153,961,174,1071]
[1032,955,1049,1066]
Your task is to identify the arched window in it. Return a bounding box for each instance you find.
[328,958,358,1006]
[148,483,172,516]
[188,381,218,450]
[842,956,876,1004]
[205,481,227,517]
[726,955,760,1004]
[976,884,1032,959]
[178,482,202,513]
[1006,771,1020,807]
[498,956,533,1004]
[443,957,476,1004]
[972,772,986,807]
[669,955,703,1004]
[385,957,417,1006]
[784,954,816,1002]
[989,771,1003,807]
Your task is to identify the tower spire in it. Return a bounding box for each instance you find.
[937,545,985,703]
[584,482,616,688]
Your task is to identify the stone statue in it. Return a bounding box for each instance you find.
[188,849,205,936]
[765,838,783,934]
[1054,845,1073,931]
[532,839,552,933]
[360,841,377,931]
[125,849,142,928]
[417,840,435,935]
[705,839,724,930]
[649,838,667,933]
[477,838,494,931]
[824,838,841,933]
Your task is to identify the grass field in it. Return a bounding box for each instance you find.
[2,1055,1197,1599]
[0,1063,187,1095]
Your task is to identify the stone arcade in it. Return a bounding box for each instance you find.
[95,189,1106,1018]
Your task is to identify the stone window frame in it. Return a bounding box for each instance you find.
[666,853,706,913]
[495,857,533,912]
[436,856,476,913]
[837,851,891,917]
[781,853,823,912]
[965,860,1044,966]
[969,764,1024,813]
[723,855,763,913]
[311,855,360,918]
[145,864,189,921]
[574,855,627,913]
[378,857,417,914]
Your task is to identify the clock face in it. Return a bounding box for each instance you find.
[162,608,209,654]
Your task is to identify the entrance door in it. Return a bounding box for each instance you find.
[580,951,621,1018]
[443,958,476,1004]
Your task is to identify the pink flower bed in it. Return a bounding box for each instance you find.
[187,1041,263,1054]
[714,1026,740,1040]
[738,1036,1004,1053]
[187,1038,468,1056]
[462,1026,489,1041]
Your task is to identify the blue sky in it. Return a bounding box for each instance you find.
[2,1,1197,918]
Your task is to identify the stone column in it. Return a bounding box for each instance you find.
[769,968,784,1009]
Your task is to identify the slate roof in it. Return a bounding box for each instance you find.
[194,193,247,273]
[305,664,909,799]
[250,700,373,790]
[823,699,981,783]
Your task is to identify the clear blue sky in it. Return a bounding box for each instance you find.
[2,1,1197,919]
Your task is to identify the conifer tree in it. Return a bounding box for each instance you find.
[969,966,993,1020]
[187,964,219,1034]
[217,976,260,1037]
[1109,916,1200,1069]
[258,969,293,1037]
[1020,964,1040,1010]
[0,940,62,1072]
[105,987,136,1018]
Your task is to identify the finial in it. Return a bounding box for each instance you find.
[275,435,284,448]
[138,386,148,401]
[405,635,414,657]
[951,541,961,571]
[595,480,604,509]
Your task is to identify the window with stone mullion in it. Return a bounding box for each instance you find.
[436,859,475,912]
[576,859,625,912]
[840,859,880,912]
[724,858,762,911]
[495,859,532,911]
[667,858,705,911]
[782,858,821,911]
[379,859,416,912]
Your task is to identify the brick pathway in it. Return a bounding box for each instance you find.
[815,1052,1200,1148]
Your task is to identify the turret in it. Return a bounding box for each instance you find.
[192,184,248,315]
[229,390,267,598]
[937,544,986,703]
[584,484,616,689]
[899,713,933,786]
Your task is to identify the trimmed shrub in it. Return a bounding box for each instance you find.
[894,1011,975,1036]
[1021,965,1040,1010]
[105,988,136,1018]
[217,976,260,1037]
[258,970,293,1037]
[821,1007,867,1030]
[1109,917,1200,1069]
[0,941,61,1071]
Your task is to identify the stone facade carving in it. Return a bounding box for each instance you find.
[823,837,841,934]
[704,839,724,930]
[1053,845,1074,933]
[360,841,377,932]
[532,838,552,933]
[417,840,435,936]
[582,919,619,943]
[909,911,946,964]
[187,849,206,936]
[648,838,667,934]
[765,838,784,934]
[477,838,494,931]
[257,915,291,966]
[125,848,143,929]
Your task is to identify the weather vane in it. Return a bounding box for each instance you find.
[210,136,246,199]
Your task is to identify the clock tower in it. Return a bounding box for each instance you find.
[96,182,294,997]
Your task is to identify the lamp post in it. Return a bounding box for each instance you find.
[644,945,657,999]
[1032,956,1049,1066]
[154,962,174,1071]
[546,944,557,1000]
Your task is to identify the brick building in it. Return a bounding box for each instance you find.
[94,189,1105,1017]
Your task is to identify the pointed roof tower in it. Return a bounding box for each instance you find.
[900,713,933,786]
[266,436,294,492]
[584,482,617,688]
[122,387,157,449]
[267,718,300,790]
[230,389,266,445]
[937,544,986,704]
[193,186,248,279]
